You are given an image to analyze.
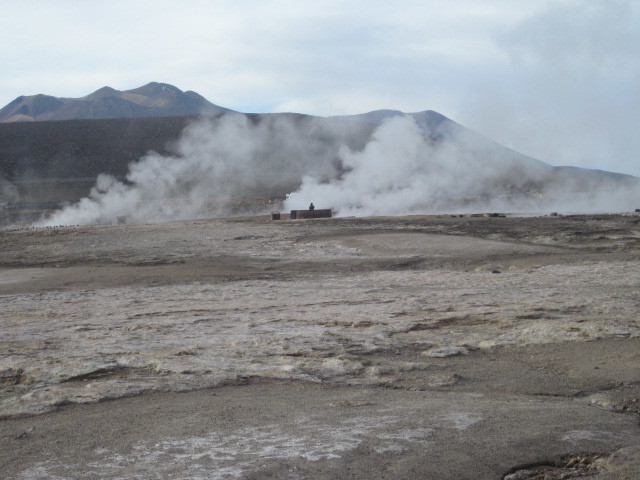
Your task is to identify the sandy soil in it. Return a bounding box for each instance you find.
[1,213,639,479]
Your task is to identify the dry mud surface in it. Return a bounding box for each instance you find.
[1,213,639,479]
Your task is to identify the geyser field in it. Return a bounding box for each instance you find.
[1,212,639,479]
[1,109,640,478]
[13,112,636,228]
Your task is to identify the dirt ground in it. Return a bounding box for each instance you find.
[1,213,639,479]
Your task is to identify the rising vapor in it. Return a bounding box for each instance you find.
[38,113,359,226]
[286,115,640,216]
[39,112,639,226]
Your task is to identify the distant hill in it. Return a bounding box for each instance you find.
[0,82,231,123]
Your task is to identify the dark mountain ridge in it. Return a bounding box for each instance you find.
[0,82,231,123]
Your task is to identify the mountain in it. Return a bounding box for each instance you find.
[0,82,231,123]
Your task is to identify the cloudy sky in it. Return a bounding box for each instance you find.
[1,0,639,176]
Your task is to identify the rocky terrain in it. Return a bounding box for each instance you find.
[1,213,639,479]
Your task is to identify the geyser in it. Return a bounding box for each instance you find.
[38,113,359,226]
[37,112,639,226]
[285,115,639,216]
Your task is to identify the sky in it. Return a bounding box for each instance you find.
[1,0,639,176]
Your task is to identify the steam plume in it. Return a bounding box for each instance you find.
[0,179,19,203]
[39,112,639,226]
[39,113,357,226]
[285,115,639,215]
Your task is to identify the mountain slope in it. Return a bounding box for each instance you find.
[0,83,231,122]
[333,108,638,189]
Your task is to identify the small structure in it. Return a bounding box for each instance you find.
[290,208,332,219]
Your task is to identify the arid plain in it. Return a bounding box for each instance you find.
[1,213,639,479]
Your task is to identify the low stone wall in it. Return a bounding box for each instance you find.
[290,209,332,219]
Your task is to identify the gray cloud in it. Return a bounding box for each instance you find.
[500,0,637,68]
[460,0,640,176]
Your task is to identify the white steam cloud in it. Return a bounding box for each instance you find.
[0,179,19,203]
[40,113,639,226]
[39,113,356,226]
[285,115,639,216]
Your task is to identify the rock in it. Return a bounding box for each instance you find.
[422,346,469,358]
